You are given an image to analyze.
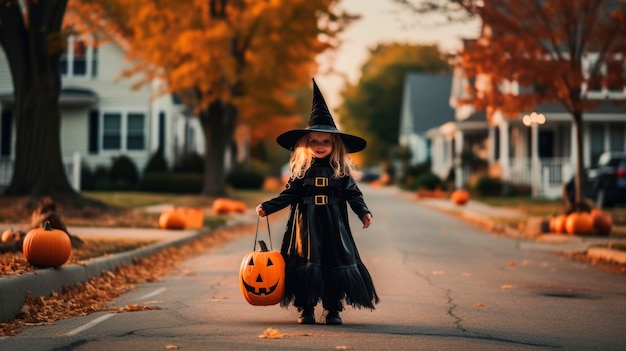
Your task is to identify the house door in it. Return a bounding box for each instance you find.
[538,130,554,159]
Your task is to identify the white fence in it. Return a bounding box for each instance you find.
[0,152,81,191]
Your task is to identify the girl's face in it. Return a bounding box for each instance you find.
[307,132,333,158]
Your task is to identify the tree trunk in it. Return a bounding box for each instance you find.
[0,0,78,201]
[200,100,237,197]
[4,83,77,198]
[572,110,585,209]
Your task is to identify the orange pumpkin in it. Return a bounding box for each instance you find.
[239,240,285,306]
[565,212,594,236]
[450,189,470,205]
[158,210,186,230]
[590,209,613,236]
[1,228,20,243]
[212,198,247,214]
[22,221,71,268]
[553,214,568,234]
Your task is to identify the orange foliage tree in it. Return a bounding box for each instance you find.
[70,0,356,196]
[397,0,626,207]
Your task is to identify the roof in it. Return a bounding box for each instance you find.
[400,73,456,134]
[0,88,98,108]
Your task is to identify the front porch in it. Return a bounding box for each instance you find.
[428,102,626,198]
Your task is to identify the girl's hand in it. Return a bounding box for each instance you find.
[256,204,266,217]
[362,213,372,229]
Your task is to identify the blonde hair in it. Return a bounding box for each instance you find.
[289,132,361,180]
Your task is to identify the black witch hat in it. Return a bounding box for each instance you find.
[276,78,366,153]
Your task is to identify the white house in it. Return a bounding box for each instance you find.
[398,73,456,167]
[427,43,626,199]
[0,34,204,189]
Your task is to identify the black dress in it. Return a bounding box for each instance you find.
[260,158,379,311]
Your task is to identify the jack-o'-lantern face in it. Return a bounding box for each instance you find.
[239,240,285,306]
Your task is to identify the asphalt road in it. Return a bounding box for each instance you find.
[2,186,626,351]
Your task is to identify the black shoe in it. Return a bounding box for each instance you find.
[325,310,342,325]
[297,307,315,324]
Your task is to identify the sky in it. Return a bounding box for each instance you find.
[314,0,480,112]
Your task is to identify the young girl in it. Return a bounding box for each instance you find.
[256,79,379,325]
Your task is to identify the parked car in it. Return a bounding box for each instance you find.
[564,151,626,208]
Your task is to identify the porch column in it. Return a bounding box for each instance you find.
[454,130,464,189]
[488,126,495,164]
[499,120,510,182]
[570,123,577,171]
[531,123,540,197]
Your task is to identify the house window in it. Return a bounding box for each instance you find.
[102,113,122,150]
[589,124,605,166]
[126,113,145,150]
[59,35,97,78]
[609,124,625,151]
[101,111,146,152]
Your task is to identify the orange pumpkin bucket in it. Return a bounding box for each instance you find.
[239,217,285,306]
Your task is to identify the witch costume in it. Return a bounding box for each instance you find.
[259,79,379,318]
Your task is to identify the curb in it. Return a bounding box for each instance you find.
[587,247,626,264]
[416,198,626,266]
[0,229,205,323]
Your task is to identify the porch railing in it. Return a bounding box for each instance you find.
[0,152,81,191]
[508,157,571,198]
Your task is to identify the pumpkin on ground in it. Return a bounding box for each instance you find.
[22,221,72,268]
[565,212,594,236]
[173,207,204,229]
[1,228,20,243]
[158,210,186,230]
[212,198,247,214]
[590,209,613,235]
[450,189,470,205]
[552,214,568,234]
[239,240,285,306]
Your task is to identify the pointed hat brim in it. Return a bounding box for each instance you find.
[277,126,367,153]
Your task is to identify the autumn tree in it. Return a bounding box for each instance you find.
[396,0,626,207]
[73,0,355,196]
[337,44,451,165]
[0,0,81,201]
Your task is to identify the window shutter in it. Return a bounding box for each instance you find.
[158,111,166,151]
[1,110,12,157]
[88,109,99,154]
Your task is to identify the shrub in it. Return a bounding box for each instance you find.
[173,152,204,173]
[109,155,139,190]
[474,176,503,197]
[138,173,203,193]
[80,165,96,191]
[227,166,265,189]
[412,172,442,191]
[144,148,169,174]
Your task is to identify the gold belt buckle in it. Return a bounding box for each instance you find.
[314,177,328,187]
[314,195,328,205]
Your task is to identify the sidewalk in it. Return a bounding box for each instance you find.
[415,196,626,263]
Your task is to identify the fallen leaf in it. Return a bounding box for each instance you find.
[474,303,488,307]
[507,261,516,267]
[259,327,285,339]
[501,284,513,289]
[165,344,179,349]
[335,346,353,350]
